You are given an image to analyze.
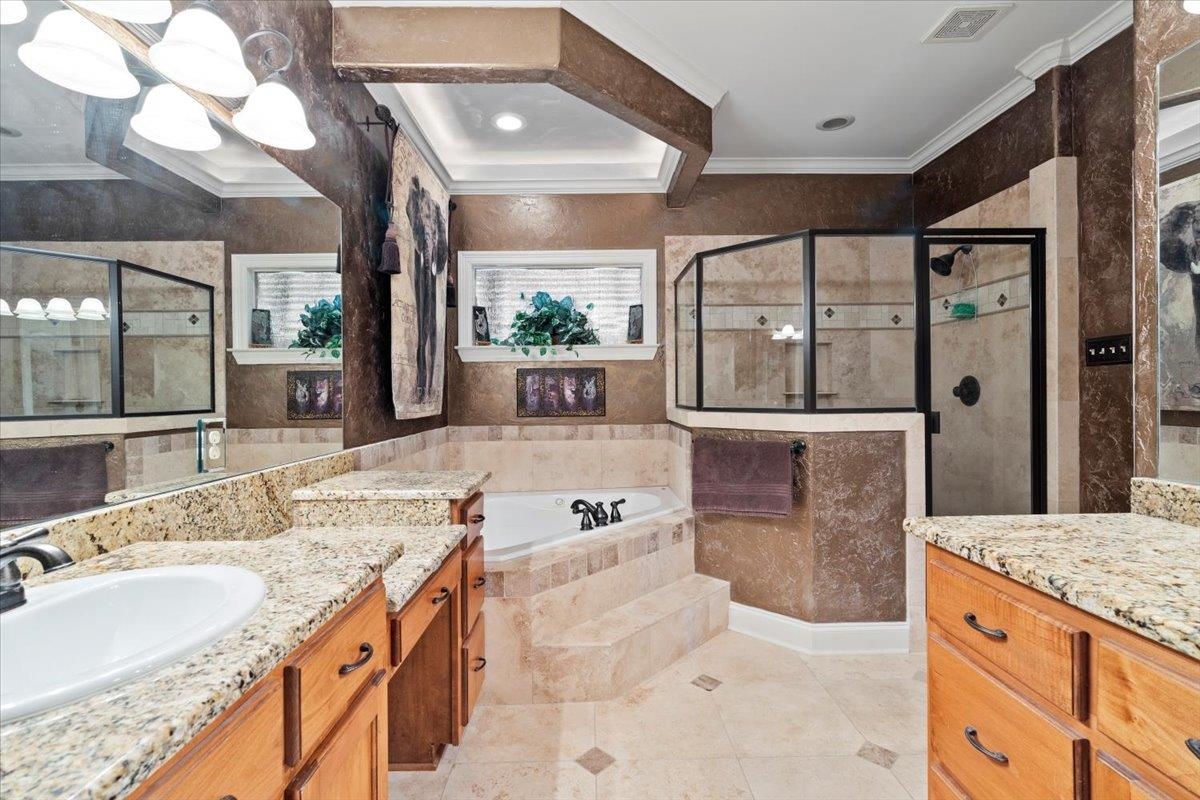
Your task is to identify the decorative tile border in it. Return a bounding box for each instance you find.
[1130,477,1200,526]
[449,424,669,442]
[930,273,1031,325]
[679,304,915,332]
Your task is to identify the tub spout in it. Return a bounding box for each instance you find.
[570,499,598,530]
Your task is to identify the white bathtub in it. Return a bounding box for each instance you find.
[484,486,683,561]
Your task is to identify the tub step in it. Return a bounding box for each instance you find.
[531,574,729,702]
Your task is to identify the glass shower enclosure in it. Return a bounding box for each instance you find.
[674,228,1046,515]
[0,245,215,419]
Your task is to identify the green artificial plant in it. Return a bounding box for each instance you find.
[492,291,600,356]
[290,294,342,358]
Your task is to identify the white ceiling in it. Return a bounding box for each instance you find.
[344,0,1132,193]
[0,0,316,197]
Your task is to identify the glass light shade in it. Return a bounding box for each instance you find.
[233,78,315,150]
[149,5,255,98]
[131,84,221,152]
[18,10,140,99]
[0,1,28,26]
[76,297,108,320]
[13,298,45,320]
[45,297,76,321]
[0,299,12,316]
[73,1,171,23]
[1184,0,1200,13]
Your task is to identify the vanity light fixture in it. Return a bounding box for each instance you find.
[149,1,255,98]
[132,83,221,152]
[72,1,172,24]
[0,0,28,26]
[232,29,314,150]
[17,9,140,98]
[76,297,108,320]
[44,297,77,322]
[771,323,803,341]
[13,298,46,321]
[0,299,12,316]
[1183,0,1200,13]
[492,112,525,132]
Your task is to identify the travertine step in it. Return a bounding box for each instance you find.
[531,574,730,702]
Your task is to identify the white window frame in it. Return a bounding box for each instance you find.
[456,249,659,362]
[229,252,341,365]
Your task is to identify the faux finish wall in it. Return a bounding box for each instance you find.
[449,174,913,426]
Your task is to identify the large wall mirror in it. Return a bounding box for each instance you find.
[0,0,344,528]
[1157,40,1199,485]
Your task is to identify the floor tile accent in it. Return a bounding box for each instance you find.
[576,747,616,775]
[692,673,723,691]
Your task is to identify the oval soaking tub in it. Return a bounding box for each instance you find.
[484,486,683,561]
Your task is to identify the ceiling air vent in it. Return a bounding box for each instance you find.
[923,4,1013,43]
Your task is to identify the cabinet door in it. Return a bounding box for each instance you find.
[1094,751,1178,800]
[287,670,387,800]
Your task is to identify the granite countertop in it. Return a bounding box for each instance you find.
[906,513,1200,659]
[0,524,463,800]
[292,469,490,501]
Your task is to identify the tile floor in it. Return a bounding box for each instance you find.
[390,631,928,800]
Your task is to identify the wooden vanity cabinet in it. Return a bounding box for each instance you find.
[132,580,390,800]
[925,546,1200,800]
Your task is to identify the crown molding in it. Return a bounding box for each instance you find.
[0,163,125,181]
[908,73,1037,171]
[1161,141,1200,173]
[364,82,453,194]
[704,157,913,175]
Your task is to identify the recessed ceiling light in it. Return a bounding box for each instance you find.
[816,115,855,132]
[492,112,525,132]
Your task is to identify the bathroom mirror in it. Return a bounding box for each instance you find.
[0,0,344,527]
[1156,40,1200,484]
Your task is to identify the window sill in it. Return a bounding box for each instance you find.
[229,348,342,366]
[455,344,660,363]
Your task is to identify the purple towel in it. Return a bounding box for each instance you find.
[0,442,110,525]
[691,438,794,517]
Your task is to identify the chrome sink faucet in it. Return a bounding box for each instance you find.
[0,528,75,614]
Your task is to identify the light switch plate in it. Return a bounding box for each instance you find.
[1084,334,1132,366]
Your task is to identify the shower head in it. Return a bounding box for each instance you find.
[930,244,973,276]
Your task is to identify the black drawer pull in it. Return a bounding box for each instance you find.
[219,796,236,800]
[431,586,451,605]
[963,612,1007,640]
[472,575,487,589]
[472,657,487,672]
[1187,738,1200,761]
[469,514,485,524]
[338,642,373,675]
[964,726,1008,764]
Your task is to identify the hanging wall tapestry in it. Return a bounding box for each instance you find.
[389,128,449,419]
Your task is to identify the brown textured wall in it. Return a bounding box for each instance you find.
[1131,2,1200,477]
[0,182,341,429]
[449,174,912,426]
[1072,30,1136,511]
[692,429,907,623]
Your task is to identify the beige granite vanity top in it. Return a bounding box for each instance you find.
[905,513,1200,659]
[0,523,463,800]
[292,469,490,501]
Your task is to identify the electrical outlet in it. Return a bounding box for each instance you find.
[196,417,227,473]
[1084,334,1132,366]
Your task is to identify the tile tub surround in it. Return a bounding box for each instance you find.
[1130,476,1200,527]
[905,513,1200,659]
[0,524,451,800]
[291,469,488,527]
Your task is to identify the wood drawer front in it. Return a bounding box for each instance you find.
[1096,641,1200,795]
[928,763,970,800]
[928,558,1085,717]
[137,677,285,800]
[287,669,387,800]
[463,535,485,634]
[462,611,486,725]
[1094,752,1176,800]
[285,583,388,766]
[929,636,1085,800]
[398,549,462,663]
[456,492,485,549]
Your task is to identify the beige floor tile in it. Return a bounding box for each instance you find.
[388,744,457,800]
[739,755,911,800]
[648,631,819,686]
[713,681,865,758]
[803,653,926,684]
[890,753,928,800]
[596,758,753,800]
[458,703,596,763]
[595,683,735,760]
[442,761,596,800]
[822,679,927,755]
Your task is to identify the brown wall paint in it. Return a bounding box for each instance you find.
[0,181,341,429]
[692,429,907,623]
[449,174,912,426]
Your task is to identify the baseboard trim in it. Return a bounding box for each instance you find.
[728,602,910,655]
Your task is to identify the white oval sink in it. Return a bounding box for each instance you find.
[0,565,266,722]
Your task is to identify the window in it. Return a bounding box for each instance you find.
[230,253,340,364]
[457,250,658,362]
